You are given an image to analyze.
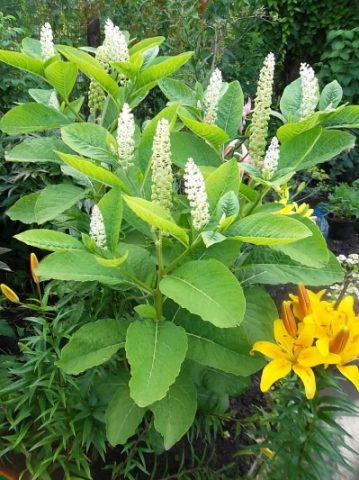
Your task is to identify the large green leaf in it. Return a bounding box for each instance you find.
[216,80,243,138]
[0,49,44,78]
[236,247,344,286]
[280,77,302,121]
[278,126,322,171]
[106,384,145,446]
[123,196,188,245]
[180,114,229,148]
[57,152,127,191]
[6,192,39,224]
[320,105,359,129]
[45,61,78,100]
[276,114,321,143]
[57,45,120,101]
[61,123,117,164]
[0,103,72,135]
[151,373,197,449]
[171,132,221,168]
[159,78,196,106]
[37,251,126,284]
[160,259,245,328]
[135,52,193,89]
[98,189,123,252]
[129,36,165,55]
[205,159,240,210]
[5,137,72,164]
[319,81,343,111]
[126,320,188,407]
[57,319,128,374]
[227,213,311,245]
[14,229,85,252]
[271,215,329,267]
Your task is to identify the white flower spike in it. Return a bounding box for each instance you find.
[263,136,280,179]
[203,68,223,124]
[40,22,56,60]
[184,158,210,231]
[90,205,106,248]
[299,63,319,119]
[117,103,135,170]
[151,119,173,211]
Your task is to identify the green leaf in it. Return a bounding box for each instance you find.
[216,80,244,137]
[0,103,72,135]
[5,137,72,164]
[45,61,78,100]
[57,45,120,101]
[57,152,127,191]
[160,259,245,328]
[57,319,128,374]
[278,126,322,171]
[106,384,145,446]
[29,88,57,106]
[151,373,197,449]
[159,78,196,106]
[236,247,344,286]
[126,320,188,407]
[319,81,343,110]
[201,369,250,396]
[271,215,329,267]
[123,196,188,245]
[37,251,126,284]
[14,229,85,252]
[112,53,144,80]
[227,213,311,245]
[180,115,229,148]
[135,52,193,89]
[129,36,165,55]
[201,231,226,247]
[98,189,123,252]
[61,123,117,164]
[276,113,321,143]
[171,132,221,168]
[280,77,302,121]
[21,37,42,57]
[320,106,359,129]
[0,49,44,78]
[6,192,39,224]
[205,159,240,210]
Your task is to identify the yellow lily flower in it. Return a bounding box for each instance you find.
[252,319,340,399]
[30,252,41,284]
[275,201,314,218]
[1,283,20,304]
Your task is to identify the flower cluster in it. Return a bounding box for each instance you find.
[40,22,56,60]
[249,52,275,165]
[184,158,210,231]
[329,254,359,299]
[252,284,359,399]
[274,186,314,218]
[299,63,319,120]
[89,205,106,248]
[262,136,280,179]
[203,68,223,124]
[117,103,135,170]
[151,119,173,211]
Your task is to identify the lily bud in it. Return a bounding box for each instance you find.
[330,326,350,354]
[281,301,297,337]
[297,283,311,317]
[261,447,274,459]
[30,253,40,284]
[1,284,20,304]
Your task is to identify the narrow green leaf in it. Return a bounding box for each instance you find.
[14,229,85,252]
[136,52,193,88]
[180,114,229,148]
[98,189,123,252]
[0,49,44,77]
[5,137,72,164]
[34,184,87,224]
[216,80,244,137]
[129,36,165,55]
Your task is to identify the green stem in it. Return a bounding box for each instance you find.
[243,185,270,217]
[64,99,83,122]
[164,236,201,274]
[154,232,164,320]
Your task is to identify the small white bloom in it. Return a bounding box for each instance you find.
[48,91,60,110]
[117,103,135,169]
[299,63,319,119]
[203,68,223,124]
[90,205,106,248]
[263,136,280,179]
[97,18,129,68]
[151,119,173,211]
[337,254,347,263]
[40,22,56,60]
[184,158,210,231]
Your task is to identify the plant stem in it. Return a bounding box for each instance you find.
[243,185,270,217]
[164,236,201,274]
[64,99,83,122]
[154,232,164,320]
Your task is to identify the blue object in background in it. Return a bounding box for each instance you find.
[313,207,329,239]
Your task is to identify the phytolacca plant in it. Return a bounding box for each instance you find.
[0,20,356,450]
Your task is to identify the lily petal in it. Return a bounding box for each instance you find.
[337,365,359,391]
[338,296,355,316]
[274,319,293,350]
[316,337,329,356]
[251,341,284,359]
[293,364,316,399]
[298,347,340,367]
[260,358,292,392]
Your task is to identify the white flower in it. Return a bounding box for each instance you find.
[40,22,56,60]
[97,19,129,68]
[249,53,275,165]
[263,136,280,179]
[203,68,223,124]
[117,103,135,170]
[299,63,319,120]
[90,205,106,248]
[151,119,173,211]
[184,158,210,230]
[48,91,60,110]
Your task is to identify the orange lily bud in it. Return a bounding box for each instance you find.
[1,284,20,303]
[30,253,40,284]
[281,301,297,337]
[261,447,274,459]
[330,326,350,354]
[297,283,311,316]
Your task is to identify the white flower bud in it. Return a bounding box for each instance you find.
[89,205,106,248]
[151,119,173,211]
[184,158,210,231]
[262,136,280,179]
[203,68,223,124]
[299,63,319,120]
[117,103,135,170]
[40,22,56,60]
